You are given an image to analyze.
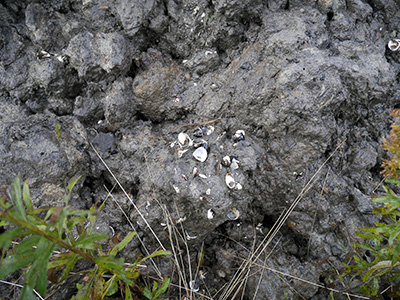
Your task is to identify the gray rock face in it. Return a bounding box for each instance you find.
[66,31,131,80]
[1,0,400,299]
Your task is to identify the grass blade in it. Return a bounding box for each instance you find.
[25,237,54,296]
[11,177,26,221]
[21,285,38,300]
[23,180,33,212]
[110,231,136,257]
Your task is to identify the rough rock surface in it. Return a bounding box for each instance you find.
[1,0,400,299]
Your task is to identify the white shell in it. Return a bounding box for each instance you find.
[193,147,208,162]
[189,280,199,292]
[177,216,186,224]
[178,132,193,148]
[227,208,240,220]
[388,39,400,51]
[178,149,189,158]
[199,174,207,179]
[186,232,197,240]
[205,126,215,135]
[225,173,236,189]
[207,209,214,219]
[235,183,243,190]
[173,185,180,194]
[231,158,239,170]
[206,188,211,195]
[193,167,198,178]
[221,155,231,166]
[235,130,245,136]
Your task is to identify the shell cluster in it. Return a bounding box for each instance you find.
[175,126,214,162]
[172,127,246,223]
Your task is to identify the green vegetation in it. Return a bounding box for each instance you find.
[0,176,170,300]
[343,109,400,297]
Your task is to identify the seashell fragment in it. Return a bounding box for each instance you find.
[173,185,180,194]
[193,127,204,137]
[205,126,215,135]
[178,149,189,158]
[193,167,199,178]
[388,39,400,51]
[206,188,211,195]
[232,130,245,143]
[225,173,236,189]
[231,158,239,170]
[178,132,193,149]
[189,280,199,292]
[235,183,243,190]
[193,147,208,162]
[186,232,197,240]
[227,208,240,220]
[221,155,231,167]
[199,174,207,179]
[207,209,214,219]
[177,216,186,224]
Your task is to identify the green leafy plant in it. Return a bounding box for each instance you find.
[0,177,170,300]
[344,182,400,296]
[342,109,400,297]
[143,278,170,300]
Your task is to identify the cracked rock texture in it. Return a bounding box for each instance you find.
[1,0,400,299]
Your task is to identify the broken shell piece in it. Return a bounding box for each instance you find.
[227,208,240,220]
[193,127,204,137]
[178,149,189,158]
[207,209,214,219]
[221,155,231,167]
[232,130,245,143]
[173,185,180,194]
[186,232,197,240]
[206,188,211,195]
[388,39,400,51]
[225,173,236,189]
[178,132,193,148]
[235,183,243,190]
[193,167,199,178]
[193,139,209,152]
[177,216,186,224]
[189,280,199,292]
[231,158,239,170]
[205,126,215,135]
[199,174,207,179]
[193,147,208,162]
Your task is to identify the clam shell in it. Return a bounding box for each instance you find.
[193,147,208,162]
[221,155,231,167]
[225,173,236,189]
[227,208,240,220]
[178,132,193,148]
[193,127,204,137]
[189,280,199,292]
[205,125,215,135]
[388,39,400,51]
[232,130,245,142]
[231,158,239,170]
[193,167,199,178]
